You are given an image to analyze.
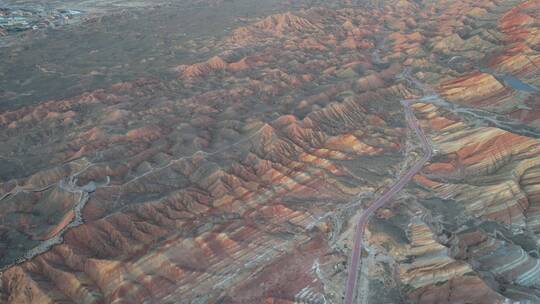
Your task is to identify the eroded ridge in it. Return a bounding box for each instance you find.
[344,95,433,304]
[0,0,539,303]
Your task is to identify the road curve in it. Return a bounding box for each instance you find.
[343,99,433,304]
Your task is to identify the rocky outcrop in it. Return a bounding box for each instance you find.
[1,0,539,303]
[438,72,511,107]
[401,99,540,301]
[409,276,507,304]
[0,12,409,298]
[231,11,322,43]
[399,219,472,289]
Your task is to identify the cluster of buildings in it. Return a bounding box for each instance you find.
[0,6,83,35]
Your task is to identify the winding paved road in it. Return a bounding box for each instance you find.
[343,98,433,304]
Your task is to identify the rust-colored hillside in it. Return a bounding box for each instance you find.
[0,0,539,303]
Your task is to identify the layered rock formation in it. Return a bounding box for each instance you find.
[0,2,408,302]
[367,97,540,302]
[1,0,539,303]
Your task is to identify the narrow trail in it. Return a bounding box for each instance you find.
[102,126,266,190]
[343,94,433,304]
[0,126,264,273]
[0,164,105,273]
